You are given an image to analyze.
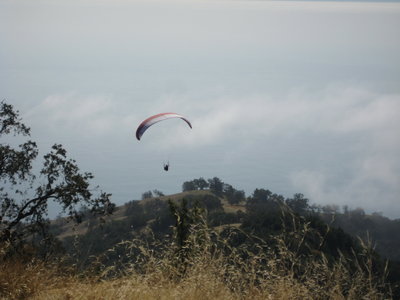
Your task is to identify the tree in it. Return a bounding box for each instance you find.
[182,178,210,192]
[223,184,245,205]
[208,177,223,196]
[223,184,235,198]
[194,177,208,190]
[232,190,245,204]
[286,193,309,215]
[153,189,164,197]
[182,180,196,192]
[141,190,153,199]
[246,188,284,215]
[321,204,341,215]
[0,101,114,251]
[168,198,207,271]
[252,188,272,202]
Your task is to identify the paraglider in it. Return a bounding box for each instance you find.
[163,162,169,171]
[136,112,192,141]
[136,113,192,171]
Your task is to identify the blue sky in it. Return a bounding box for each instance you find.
[1,0,400,218]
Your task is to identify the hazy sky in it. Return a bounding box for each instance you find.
[1,0,399,218]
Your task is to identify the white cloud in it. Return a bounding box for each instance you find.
[153,85,400,142]
[25,93,121,136]
[290,164,400,217]
[285,87,400,216]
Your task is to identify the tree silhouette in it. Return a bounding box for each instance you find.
[0,101,114,253]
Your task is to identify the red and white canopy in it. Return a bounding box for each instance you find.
[136,112,192,140]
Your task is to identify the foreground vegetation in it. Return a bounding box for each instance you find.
[3,181,399,299]
[0,206,393,299]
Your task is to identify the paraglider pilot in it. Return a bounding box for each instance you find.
[163,162,169,171]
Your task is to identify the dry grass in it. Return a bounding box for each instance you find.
[0,259,64,299]
[1,220,392,300]
[220,198,246,214]
[3,254,388,300]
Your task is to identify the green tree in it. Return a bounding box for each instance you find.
[286,193,309,215]
[141,190,153,199]
[0,101,114,252]
[167,198,206,265]
[232,190,245,204]
[208,177,223,196]
[153,189,164,197]
[252,188,272,202]
[247,188,276,213]
[223,183,235,198]
[194,177,208,190]
[182,180,196,192]
[223,183,245,205]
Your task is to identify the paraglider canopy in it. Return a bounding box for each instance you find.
[135,112,192,141]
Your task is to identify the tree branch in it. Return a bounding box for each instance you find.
[5,191,56,233]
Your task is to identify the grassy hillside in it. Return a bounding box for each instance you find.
[2,187,399,299]
[51,190,245,240]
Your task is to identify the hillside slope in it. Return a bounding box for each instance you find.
[51,190,245,240]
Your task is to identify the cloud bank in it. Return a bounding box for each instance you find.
[25,84,400,218]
